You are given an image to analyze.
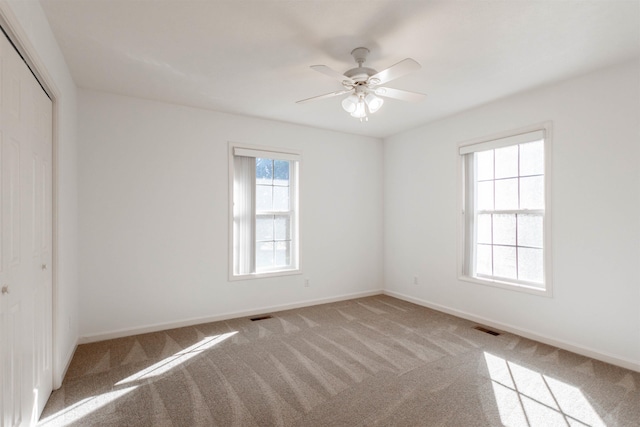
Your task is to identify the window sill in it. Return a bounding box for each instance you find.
[458,275,552,297]
[229,268,302,282]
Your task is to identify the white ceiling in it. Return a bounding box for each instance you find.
[40,0,640,139]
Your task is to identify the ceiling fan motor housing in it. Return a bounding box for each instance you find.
[344,67,377,83]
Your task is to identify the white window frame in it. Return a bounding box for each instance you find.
[457,123,553,296]
[228,142,301,281]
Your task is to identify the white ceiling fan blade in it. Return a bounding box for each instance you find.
[369,58,421,85]
[296,89,352,104]
[310,65,355,85]
[375,87,426,102]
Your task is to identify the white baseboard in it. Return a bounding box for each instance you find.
[78,289,383,344]
[384,290,640,373]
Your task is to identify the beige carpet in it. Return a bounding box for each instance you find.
[39,295,639,426]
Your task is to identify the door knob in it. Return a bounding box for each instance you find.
[42,264,47,270]
[1,286,8,295]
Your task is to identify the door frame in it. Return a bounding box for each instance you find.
[0,4,64,389]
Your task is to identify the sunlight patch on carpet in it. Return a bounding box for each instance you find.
[483,352,605,427]
[38,386,138,426]
[116,332,238,385]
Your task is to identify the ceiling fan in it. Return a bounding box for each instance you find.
[297,47,426,121]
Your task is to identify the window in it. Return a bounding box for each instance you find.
[459,126,551,294]
[230,144,300,279]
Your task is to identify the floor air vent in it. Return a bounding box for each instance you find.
[474,326,500,336]
[250,315,273,321]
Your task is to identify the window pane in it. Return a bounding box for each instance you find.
[520,176,544,210]
[493,214,516,246]
[477,214,492,244]
[256,242,274,270]
[517,214,543,248]
[256,158,273,185]
[477,181,494,211]
[520,140,544,176]
[273,186,289,211]
[495,178,518,210]
[518,247,543,284]
[495,145,518,179]
[274,215,290,240]
[476,150,494,181]
[275,241,290,266]
[493,245,517,279]
[256,216,274,241]
[274,160,290,186]
[256,185,273,211]
[476,244,492,276]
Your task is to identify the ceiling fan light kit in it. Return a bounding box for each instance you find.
[364,93,384,113]
[341,94,359,113]
[297,46,426,122]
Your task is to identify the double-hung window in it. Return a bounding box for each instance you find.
[230,144,300,279]
[459,125,551,295]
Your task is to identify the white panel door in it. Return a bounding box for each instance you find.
[28,51,53,418]
[0,29,53,427]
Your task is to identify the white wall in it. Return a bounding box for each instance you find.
[384,60,640,370]
[1,0,79,387]
[78,89,383,339]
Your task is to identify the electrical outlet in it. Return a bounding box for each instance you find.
[413,276,419,285]
[304,279,310,287]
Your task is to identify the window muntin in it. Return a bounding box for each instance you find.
[460,128,550,293]
[231,145,300,279]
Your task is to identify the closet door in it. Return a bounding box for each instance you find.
[0,29,53,426]
[29,47,53,418]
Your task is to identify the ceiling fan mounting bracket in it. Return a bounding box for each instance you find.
[350,47,370,66]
